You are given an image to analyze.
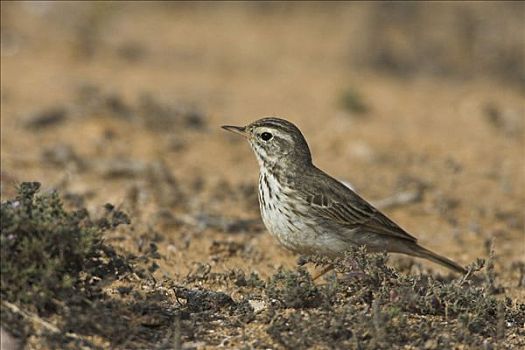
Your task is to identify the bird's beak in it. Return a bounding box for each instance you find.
[221,125,247,137]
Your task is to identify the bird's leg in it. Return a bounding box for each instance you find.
[312,264,335,281]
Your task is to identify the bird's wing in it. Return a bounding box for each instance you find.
[298,170,418,243]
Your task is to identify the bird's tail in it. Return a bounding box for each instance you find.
[408,244,467,274]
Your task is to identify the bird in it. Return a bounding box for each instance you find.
[222,117,467,275]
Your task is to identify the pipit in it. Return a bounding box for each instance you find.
[222,117,466,275]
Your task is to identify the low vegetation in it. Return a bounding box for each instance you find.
[1,183,523,349]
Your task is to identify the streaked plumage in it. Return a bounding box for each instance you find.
[222,117,466,274]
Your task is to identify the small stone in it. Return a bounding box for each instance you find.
[248,299,266,313]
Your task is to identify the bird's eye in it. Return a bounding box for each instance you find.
[260,132,273,141]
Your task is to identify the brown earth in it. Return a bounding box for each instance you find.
[1,2,524,349]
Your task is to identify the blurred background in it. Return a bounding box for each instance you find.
[1,2,525,348]
[1,0,524,296]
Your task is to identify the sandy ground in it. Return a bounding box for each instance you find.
[1,2,524,348]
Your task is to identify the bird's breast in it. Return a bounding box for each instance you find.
[258,170,329,253]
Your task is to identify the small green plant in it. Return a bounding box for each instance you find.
[0,182,130,314]
[265,247,525,349]
[266,267,323,309]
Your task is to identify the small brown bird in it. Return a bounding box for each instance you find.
[222,117,466,274]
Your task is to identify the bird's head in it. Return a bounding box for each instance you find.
[222,117,312,168]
